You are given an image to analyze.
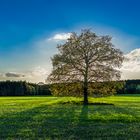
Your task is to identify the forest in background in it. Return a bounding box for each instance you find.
[0,80,140,96]
[0,81,51,96]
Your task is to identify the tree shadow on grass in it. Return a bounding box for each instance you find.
[0,104,78,139]
[71,105,92,140]
[0,103,140,139]
[69,104,140,140]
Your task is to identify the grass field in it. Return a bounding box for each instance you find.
[0,95,140,139]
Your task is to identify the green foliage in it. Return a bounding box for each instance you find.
[50,82,83,97]
[49,81,125,97]
[0,95,140,139]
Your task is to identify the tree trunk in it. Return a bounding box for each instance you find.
[84,85,88,105]
[83,81,88,105]
[84,56,89,105]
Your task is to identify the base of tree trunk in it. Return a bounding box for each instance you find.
[83,100,88,105]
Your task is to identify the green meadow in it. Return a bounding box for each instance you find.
[0,95,140,139]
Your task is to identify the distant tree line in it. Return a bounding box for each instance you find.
[0,80,140,96]
[0,81,51,96]
[122,80,140,94]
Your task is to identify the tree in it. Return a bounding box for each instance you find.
[47,29,124,105]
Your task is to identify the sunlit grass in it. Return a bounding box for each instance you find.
[0,95,140,139]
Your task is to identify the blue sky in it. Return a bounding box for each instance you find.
[0,0,140,82]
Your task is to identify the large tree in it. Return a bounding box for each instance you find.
[47,29,124,105]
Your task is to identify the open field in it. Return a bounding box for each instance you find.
[0,95,140,139]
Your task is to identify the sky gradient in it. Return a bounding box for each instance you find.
[0,0,140,83]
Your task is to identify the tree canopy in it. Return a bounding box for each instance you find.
[48,29,124,105]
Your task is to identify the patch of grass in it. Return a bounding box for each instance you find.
[0,95,140,139]
[58,100,114,105]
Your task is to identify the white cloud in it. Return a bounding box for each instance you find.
[120,48,140,79]
[0,66,49,83]
[0,73,4,78]
[31,66,48,77]
[18,66,50,83]
[48,33,72,41]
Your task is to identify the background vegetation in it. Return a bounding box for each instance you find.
[1,80,140,96]
[0,81,51,96]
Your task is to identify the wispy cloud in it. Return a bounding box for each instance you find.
[48,33,72,41]
[31,66,48,77]
[0,66,49,83]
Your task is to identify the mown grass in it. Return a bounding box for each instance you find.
[0,95,140,139]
